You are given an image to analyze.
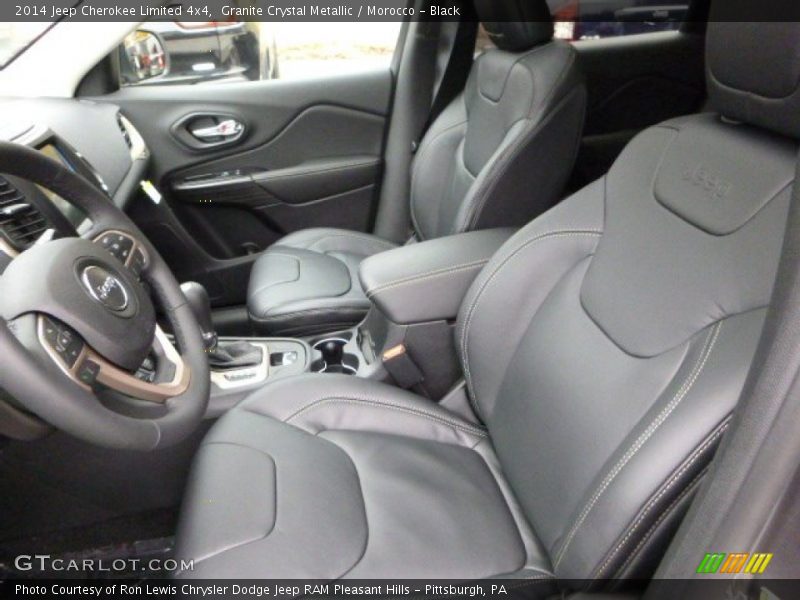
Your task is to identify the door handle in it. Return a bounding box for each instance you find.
[171,113,248,150]
[190,119,244,142]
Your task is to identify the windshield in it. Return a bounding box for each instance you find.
[0,22,56,69]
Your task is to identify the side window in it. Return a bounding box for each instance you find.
[119,19,401,87]
[547,0,687,41]
[270,23,402,80]
[473,1,686,55]
[119,22,262,87]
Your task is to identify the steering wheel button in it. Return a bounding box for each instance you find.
[77,360,100,385]
[130,248,147,276]
[63,346,82,368]
[43,319,60,345]
[56,329,73,352]
[99,233,135,263]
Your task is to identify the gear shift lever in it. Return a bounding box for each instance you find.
[180,282,218,351]
[180,282,263,370]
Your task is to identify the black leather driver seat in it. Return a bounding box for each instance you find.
[246,0,586,335]
[176,19,800,587]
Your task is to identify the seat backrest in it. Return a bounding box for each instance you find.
[409,0,585,241]
[457,20,800,582]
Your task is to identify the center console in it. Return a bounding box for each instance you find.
[194,228,515,414]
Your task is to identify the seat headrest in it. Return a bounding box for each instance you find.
[707,18,800,138]
[474,0,553,52]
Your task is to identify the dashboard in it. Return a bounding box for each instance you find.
[0,98,149,267]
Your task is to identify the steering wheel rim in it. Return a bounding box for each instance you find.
[0,142,210,450]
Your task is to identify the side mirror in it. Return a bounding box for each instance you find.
[119,30,166,85]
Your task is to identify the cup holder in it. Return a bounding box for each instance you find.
[311,337,359,375]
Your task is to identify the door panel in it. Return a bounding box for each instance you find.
[252,156,380,205]
[107,70,392,179]
[105,69,393,307]
[173,105,387,175]
[170,154,381,252]
[570,31,706,189]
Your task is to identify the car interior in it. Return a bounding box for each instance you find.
[1,0,799,596]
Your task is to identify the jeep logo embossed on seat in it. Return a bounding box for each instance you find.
[682,165,732,200]
[81,265,129,312]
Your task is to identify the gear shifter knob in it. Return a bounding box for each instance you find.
[180,282,217,351]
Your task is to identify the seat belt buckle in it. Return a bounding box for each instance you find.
[382,344,424,389]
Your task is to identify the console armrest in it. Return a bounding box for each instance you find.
[359,228,514,324]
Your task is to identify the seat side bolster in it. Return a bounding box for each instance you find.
[552,309,768,580]
[591,422,729,580]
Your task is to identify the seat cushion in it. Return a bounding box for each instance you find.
[175,374,553,583]
[247,228,397,336]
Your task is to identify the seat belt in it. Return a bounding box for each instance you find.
[412,13,478,152]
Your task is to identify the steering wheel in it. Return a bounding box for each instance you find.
[0,142,210,450]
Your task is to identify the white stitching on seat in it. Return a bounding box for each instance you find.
[305,233,396,253]
[248,253,302,300]
[553,322,723,570]
[253,306,368,321]
[280,396,488,437]
[616,467,709,578]
[459,230,603,400]
[366,259,489,297]
[592,421,729,579]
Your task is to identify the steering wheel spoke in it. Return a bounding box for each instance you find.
[38,315,189,403]
[38,315,92,389]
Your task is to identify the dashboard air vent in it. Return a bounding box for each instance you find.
[117,113,133,150]
[0,176,48,251]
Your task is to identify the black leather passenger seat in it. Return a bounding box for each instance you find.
[246,0,586,335]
